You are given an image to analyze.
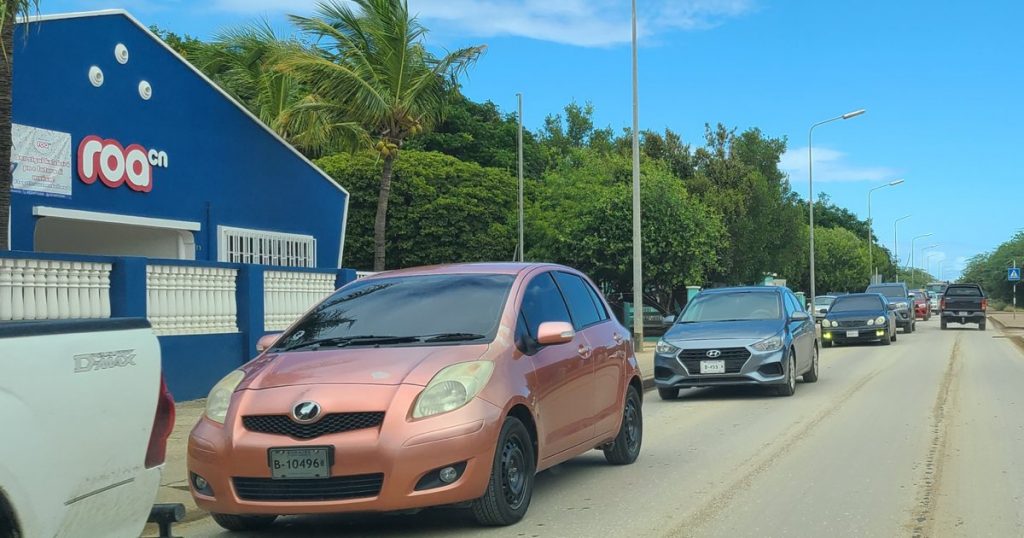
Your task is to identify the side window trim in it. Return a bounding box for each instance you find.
[552,271,607,330]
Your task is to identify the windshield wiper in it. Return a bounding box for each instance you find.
[278,335,419,352]
[418,332,487,343]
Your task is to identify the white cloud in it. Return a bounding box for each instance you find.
[209,0,756,47]
[780,146,901,183]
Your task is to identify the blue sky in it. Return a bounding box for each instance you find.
[40,0,1024,279]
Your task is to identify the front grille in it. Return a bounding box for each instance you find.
[836,320,868,328]
[233,474,384,501]
[242,412,385,440]
[678,347,751,374]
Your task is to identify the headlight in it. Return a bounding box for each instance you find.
[895,302,908,309]
[752,335,784,352]
[205,370,244,424]
[875,316,886,325]
[867,318,875,326]
[655,340,681,355]
[823,320,835,328]
[412,361,494,419]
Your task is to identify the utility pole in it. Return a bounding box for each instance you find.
[516,93,524,262]
[630,0,644,349]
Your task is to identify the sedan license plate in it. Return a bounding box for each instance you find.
[700,360,726,374]
[957,311,968,316]
[269,447,331,479]
[846,330,859,338]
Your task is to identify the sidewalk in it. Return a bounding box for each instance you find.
[149,350,657,531]
[989,311,1024,330]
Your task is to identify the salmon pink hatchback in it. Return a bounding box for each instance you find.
[188,263,644,532]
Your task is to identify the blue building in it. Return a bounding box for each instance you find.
[3,10,356,399]
[11,10,348,268]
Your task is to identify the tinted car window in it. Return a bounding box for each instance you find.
[553,272,603,329]
[866,285,907,300]
[583,281,610,321]
[279,273,515,348]
[831,295,884,312]
[680,291,781,322]
[520,273,573,338]
[946,286,982,297]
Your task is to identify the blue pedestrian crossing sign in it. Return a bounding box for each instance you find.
[1009,267,1021,282]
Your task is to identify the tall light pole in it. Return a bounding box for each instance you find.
[808,108,865,303]
[516,93,524,262]
[919,244,939,286]
[630,0,644,348]
[908,233,933,288]
[937,260,944,282]
[867,178,904,280]
[926,252,941,281]
[894,214,912,267]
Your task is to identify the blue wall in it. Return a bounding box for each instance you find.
[12,12,347,268]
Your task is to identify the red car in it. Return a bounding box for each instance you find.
[911,290,931,321]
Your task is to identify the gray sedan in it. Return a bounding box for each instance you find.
[653,286,819,400]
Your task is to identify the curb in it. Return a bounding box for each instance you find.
[988,315,1024,356]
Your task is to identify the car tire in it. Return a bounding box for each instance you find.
[657,387,680,400]
[604,386,643,465]
[823,339,833,348]
[472,416,535,526]
[910,321,916,333]
[881,332,891,345]
[212,514,277,532]
[802,345,819,383]
[980,320,987,331]
[775,351,796,397]
[941,319,948,330]
[891,330,897,342]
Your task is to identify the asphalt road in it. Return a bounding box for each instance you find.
[177,320,1024,538]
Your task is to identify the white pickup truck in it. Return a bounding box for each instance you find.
[0,318,174,538]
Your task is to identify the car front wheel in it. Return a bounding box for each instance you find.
[604,386,643,465]
[802,345,819,383]
[775,351,796,397]
[472,417,535,526]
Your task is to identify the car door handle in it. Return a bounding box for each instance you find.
[578,345,592,358]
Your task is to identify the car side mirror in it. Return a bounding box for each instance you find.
[790,311,810,322]
[536,321,575,346]
[887,303,898,310]
[256,332,283,353]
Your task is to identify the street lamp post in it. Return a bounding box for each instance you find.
[916,243,939,288]
[926,252,941,282]
[908,233,933,288]
[868,179,905,280]
[808,108,865,304]
[894,214,912,281]
[516,93,524,262]
[630,0,643,348]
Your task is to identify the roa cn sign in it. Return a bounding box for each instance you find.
[77,135,168,193]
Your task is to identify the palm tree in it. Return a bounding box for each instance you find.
[278,0,484,270]
[0,0,37,251]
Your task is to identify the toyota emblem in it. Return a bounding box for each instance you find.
[291,401,322,423]
[706,349,722,358]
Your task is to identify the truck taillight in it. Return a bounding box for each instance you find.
[981,298,988,311]
[145,374,175,469]
[940,298,945,311]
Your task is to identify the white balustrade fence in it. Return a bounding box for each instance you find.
[264,271,336,331]
[0,258,112,321]
[147,265,238,335]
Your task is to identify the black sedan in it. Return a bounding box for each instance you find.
[820,293,898,347]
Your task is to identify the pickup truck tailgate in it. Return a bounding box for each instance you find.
[0,319,163,538]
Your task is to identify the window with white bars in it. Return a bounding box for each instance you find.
[217,226,317,268]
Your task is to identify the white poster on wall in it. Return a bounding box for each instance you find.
[11,123,72,198]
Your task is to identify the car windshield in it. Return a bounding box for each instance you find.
[867,286,906,300]
[946,286,982,297]
[679,292,781,322]
[814,297,835,306]
[276,273,515,350]
[831,296,883,312]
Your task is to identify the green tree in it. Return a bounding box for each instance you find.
[276,0,484,270]
[318,150,516,269]
[813,226,870,293]
[0,0,38,250]
[149,25,206,58]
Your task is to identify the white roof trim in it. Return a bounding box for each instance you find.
[18,10,351,263]
[34,206,203,231]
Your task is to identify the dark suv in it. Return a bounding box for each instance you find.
[940,284,988,330]
[865,282,916,333]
